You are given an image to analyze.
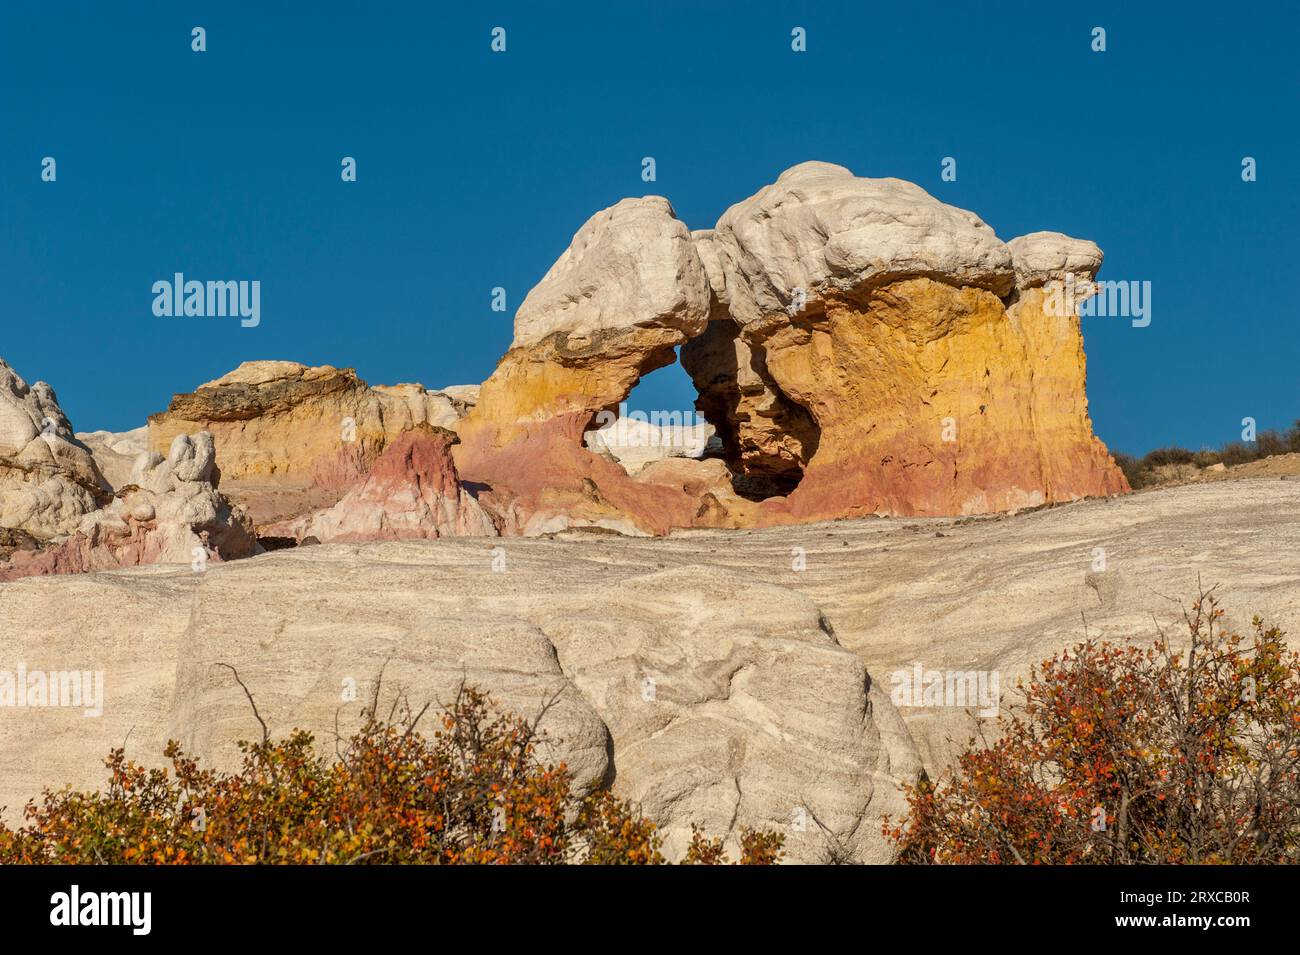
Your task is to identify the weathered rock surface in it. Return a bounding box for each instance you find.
[0,548,919,864]
[1006,231,1104,290]
[681,306,819,499]
[706,162,1016,327]
[454,197,725,534]
[264,424,497,543]
[0,431,260,581]
[0,358,109,538]
[77,426,149,493]
[1,477,1294,861]
[583,414,714,474]
[454,162,1126,533]
[687,162,1128,519]
[148,361,473,491]
[528,565,917,860]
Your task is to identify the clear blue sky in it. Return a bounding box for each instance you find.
[3,1,1296,455]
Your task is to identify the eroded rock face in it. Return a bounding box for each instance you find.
[454,197,727,534]
[686,162,1128,519]
[1006,231,1104,290]
[529,566,917,861]
[76,426,149,494]
[0,358,109,538]
[263,423,497,543]
[455,165,1127,530]
[148,361,472,491]
[0,547,918,863]
[708,162,1016,329]
[0,431,260,581]
[681,309,818,499]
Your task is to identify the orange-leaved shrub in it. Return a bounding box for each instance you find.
[0,684,782,865]
[884,591,1300,864]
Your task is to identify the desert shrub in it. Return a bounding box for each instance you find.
[1218,441,1256,467]
[884,591,1300,864]
[681,823,786,865]
[1257,429,1289,458]
[1140,445,1196,468]
[0,683,781,865]
[1120,418,1300,486]
[1111,452,1146,489]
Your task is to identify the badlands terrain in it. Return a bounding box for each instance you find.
[2,160,1294,862]
[1,476,1295,863]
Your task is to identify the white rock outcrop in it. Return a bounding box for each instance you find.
[0,430,260,580]
[583,415,715,474]
[707,161,1016,328]
[1007,231,1104,290]
[76,426,150,493]
[0,358,108,538]
[511,197,712,349]
[0,547,919,864]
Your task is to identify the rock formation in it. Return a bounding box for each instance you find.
[456,162,1127,533]
[0,358,109,538]
[453,196,743,535]
[76,426,149,492]
[583,413,714,474]
[147,361,475,491]
[0,548,919,863]
[263,423,497,543]
[0,430,259,581]
[6,162,1127,573]
[5,475,1288,861]
[684,162,1127,520]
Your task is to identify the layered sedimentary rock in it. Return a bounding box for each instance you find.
[0,358,109,538]
[264,423,497,543]
[684,162,1128,519]
[459,162,1126,532]
[9,162,1126,561]
[453,197,756,534]
[0,548,919,863]
[0,431,259,581]
[147,361,474,491]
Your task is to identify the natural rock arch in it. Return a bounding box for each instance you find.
[451,161,1130,533]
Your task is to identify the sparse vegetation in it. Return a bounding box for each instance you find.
[1114,420,1300,488]
[0,683,782,865]
[885,591,1300,864]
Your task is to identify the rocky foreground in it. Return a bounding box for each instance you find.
[1,476,1294,862]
